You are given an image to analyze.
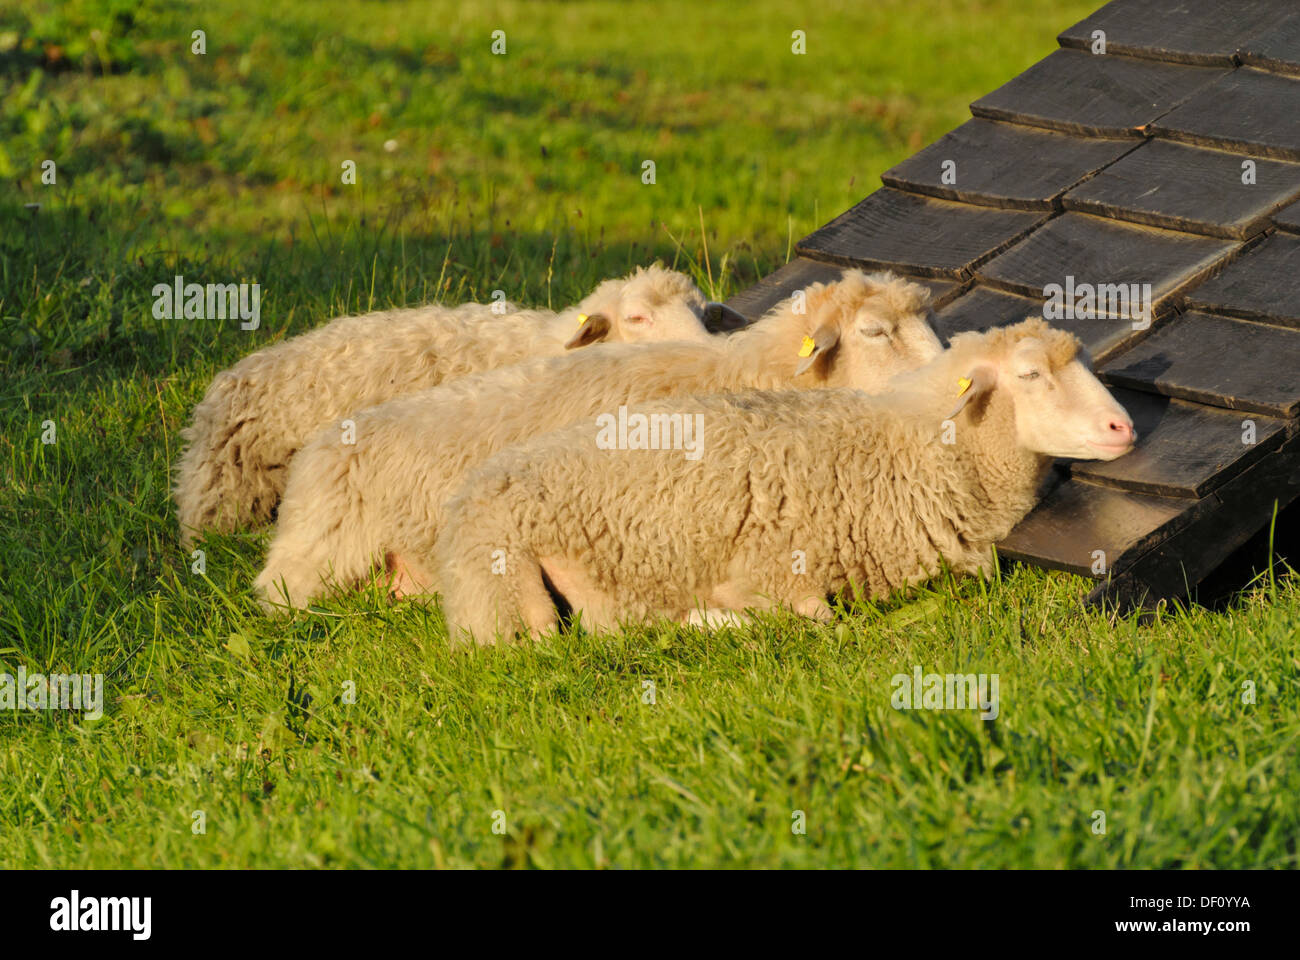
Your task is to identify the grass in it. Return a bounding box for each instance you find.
[1,0,1297,869]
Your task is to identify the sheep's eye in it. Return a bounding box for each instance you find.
[625,314,650,324]
[1019,371,1041,381]
[860,326,887,338]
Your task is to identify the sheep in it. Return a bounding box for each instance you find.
[434,316,1137,643]
[254,269,944,611]
[173,264,730,546]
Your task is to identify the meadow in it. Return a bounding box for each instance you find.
[1,0,1297,868]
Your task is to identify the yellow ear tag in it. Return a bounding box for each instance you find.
[956,376,973,396]
[576,313,589,326]
[798,335,816,358]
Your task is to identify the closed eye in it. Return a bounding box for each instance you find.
[1019,371,1041,381]
[625,314,650,324]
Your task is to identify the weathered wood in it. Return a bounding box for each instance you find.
[881,119,1136,211]
[970,48,1229,138]
[1088,431,1300,609]
[1062,139,1300,239]
[1151,68,1300,162]
[721,258,963,327]
[795,188,1046,280]
[1100,311,1300,417]
[1238,10,1300,77]
[1276,198,1300,233]
[1058,0,1283,67]
[976,212,1239,318]
[998,476,1194,577]
[933,284,1134,361]
[1070,388,1289,498]
[721,259,846,326]
[1182,231,1300,326]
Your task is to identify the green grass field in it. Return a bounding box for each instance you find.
[2,0,1297,869]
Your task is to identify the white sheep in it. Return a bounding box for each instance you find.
[173,264,729,546]
[434,316,1137,642]
[254,269,943,610]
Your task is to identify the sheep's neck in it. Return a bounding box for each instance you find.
[723,315,818,389]
[958,400,1052,542]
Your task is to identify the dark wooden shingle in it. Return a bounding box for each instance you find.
[1062,139,1300,238]
[1058,0,1283,67]
[933,285,1133,361]
[795,188,1046,280]
[1070,388,1289,498]
[976,212,1239,317]
[1100,312,1300,417]
[1151,68,1300,161]
[1238,10,1300,77]
[881,119,1136,210]
[971,48,1229,138]
[1276,198,1300,233]
[998,478,1193,576]
[1183,231,1300,325]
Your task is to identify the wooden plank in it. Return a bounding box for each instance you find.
[1183,231,1300,326]
[970,48,1229,138]
[1100,311,1300,417]
[998,476,1194,577]
[1238,10,1300,78]
[1089,431,1300,608]
[722,259,962,326]
[880,119,1136,211]
[1276,198,1300,233]
[795,188,1047,280]
[976,212,1239,320]
[721,259,846,326]
[1151,68,1300,162]
[932,285,1134,362]
[1070,388,1289,498]
[1062,139,1300,239]
[1058,0,1283,67]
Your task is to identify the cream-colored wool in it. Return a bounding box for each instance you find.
[254,269,943,610]
[434,317,1137,643]
[173,265,720,546]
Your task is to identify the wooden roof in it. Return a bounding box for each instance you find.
[724,0,1300,608]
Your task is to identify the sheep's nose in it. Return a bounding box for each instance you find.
[1107,418,1136,445]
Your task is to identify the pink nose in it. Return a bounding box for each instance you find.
[1106,418,1136,445]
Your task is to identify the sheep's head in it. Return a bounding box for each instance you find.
[792,270,943,393]
[945,317,1135,461]
[567,265,734,348]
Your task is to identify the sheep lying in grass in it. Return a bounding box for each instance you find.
[435,316,1137,643]
[254,269,943,610]
[173,265,727,546]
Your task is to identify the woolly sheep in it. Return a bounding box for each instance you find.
[254,269,944,610]
[173,265,729,546]
[434,316,1137,643]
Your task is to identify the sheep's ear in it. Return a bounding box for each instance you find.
[564,312,612,349]
[794,322,841,376]
[702,301,749,332]
[944,365,997,420]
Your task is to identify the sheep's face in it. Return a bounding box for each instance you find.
[836,303,944,393]
[793,271,942,392]
[567,267,716,348]
[953,338,1136,461]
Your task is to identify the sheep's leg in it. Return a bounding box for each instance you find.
[385,551,437,599]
